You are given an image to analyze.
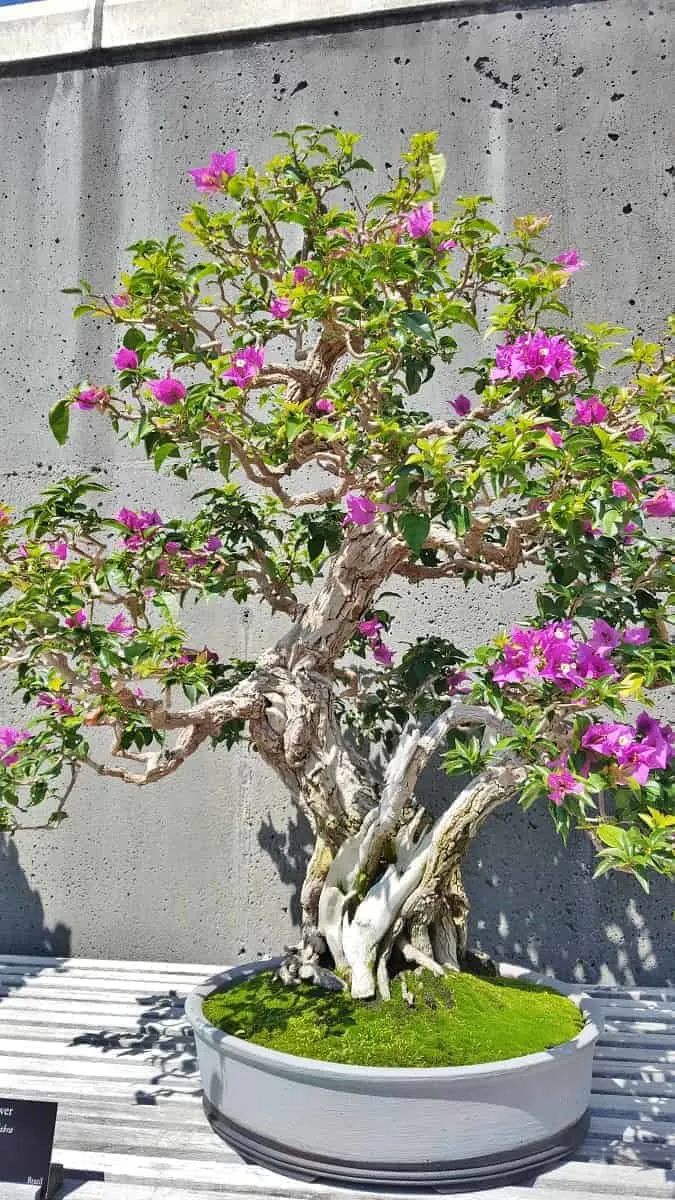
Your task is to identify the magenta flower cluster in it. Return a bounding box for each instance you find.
[113,347,139,371]
[553,250,587,273]
[545,756,584,807]
[117,508,163,534]
[491,330,579,384]
[37,693,75,717]
[573,396,609,426]
[269,296,292,320]
[0,727,31,767]
[222,346,264,389]
[358,617,395,667]
[492,618,649,693]
[404,203,434,239]
[116,507,163,551]
[189,151,237,193]
[582,712,675,786]
[156,535,223,579]
[344,494,379,526]
[148,375,187,406]
[107,612,136,638]
[75,387,108,411]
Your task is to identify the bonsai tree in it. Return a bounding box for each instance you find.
[0,127,673,999]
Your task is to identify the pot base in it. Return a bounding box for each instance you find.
[204,1099,590,1192]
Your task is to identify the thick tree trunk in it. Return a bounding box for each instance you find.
[315,758,526,998]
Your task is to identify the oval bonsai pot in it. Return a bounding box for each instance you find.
[186,959,602,1191]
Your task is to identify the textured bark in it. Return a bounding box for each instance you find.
[313,758,525,997]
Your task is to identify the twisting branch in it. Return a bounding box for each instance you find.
[357,705,511,880]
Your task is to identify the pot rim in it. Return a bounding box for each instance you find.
[185,958,602,1083]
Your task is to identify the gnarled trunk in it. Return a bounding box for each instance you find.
[315,758,526,998]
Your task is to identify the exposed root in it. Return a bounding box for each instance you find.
[397,937,446,978]
[276,937,346,992]
[375,917,403,1001]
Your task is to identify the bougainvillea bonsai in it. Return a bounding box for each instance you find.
[0,127,673,1003]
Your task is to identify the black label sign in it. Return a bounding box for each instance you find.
[0,1097,57,1194]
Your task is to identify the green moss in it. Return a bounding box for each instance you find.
[202,969,584,1068]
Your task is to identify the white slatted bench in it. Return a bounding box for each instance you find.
[0,955,672,1200]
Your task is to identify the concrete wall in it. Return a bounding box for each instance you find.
[0,0,673,983]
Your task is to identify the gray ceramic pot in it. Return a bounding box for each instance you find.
[185,959,601,1190]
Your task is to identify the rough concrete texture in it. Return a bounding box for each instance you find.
[0,1,673,983]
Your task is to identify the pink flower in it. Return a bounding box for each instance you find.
[642,488,675,518]
[315,398,335,415]
[269,296,292,320]
[627,426,647,443]
[358,617,383,640]
[438,239,457,253]
[611,480,633,500]
[446,669,472,694]
[589,619,622,655]
[148,376,187,406]
[372,641,395,667]
[111,293,130,308]
[582,721,636,760]
[75,386,107,411]
[64,609,88,628]
[553,250,587,273]
[116,508,163,534]
[222,346,264,389]
[106,612,136,638]
[90,668,101,686]
[582,520,603,539]
[491,330,578,384]
[49,541,68,562]
[188,150,237,192]
[205,534,223,551]
[622,520,639,544]
[292,266,312,285]
[36,693,74,716]
[343,494,379,526]
[0,726,31,767]
[15,543,28,558]
[545,427,563,448]
[164,540,182,554]
[113,347,139,371]
[582,714,674,785]
[622,625,650,645]
[546,757,584,806]
[404,203,434,239]
[573,396,609,426]
[450,394,471,417]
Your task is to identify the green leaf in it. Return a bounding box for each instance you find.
[399,310,435,343]
[398,512,431,555]
[405,361,422,395]
[218,444,232,480]
[153,442,180,471]
[596,824,625,849]
[48,399,70,446]
[428,152,447,194]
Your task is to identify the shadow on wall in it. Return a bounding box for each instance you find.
[464,802,674,988]
[257,809,313,928]
[0,835,71,956]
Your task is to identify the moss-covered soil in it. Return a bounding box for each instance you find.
[202,969,584,1068]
